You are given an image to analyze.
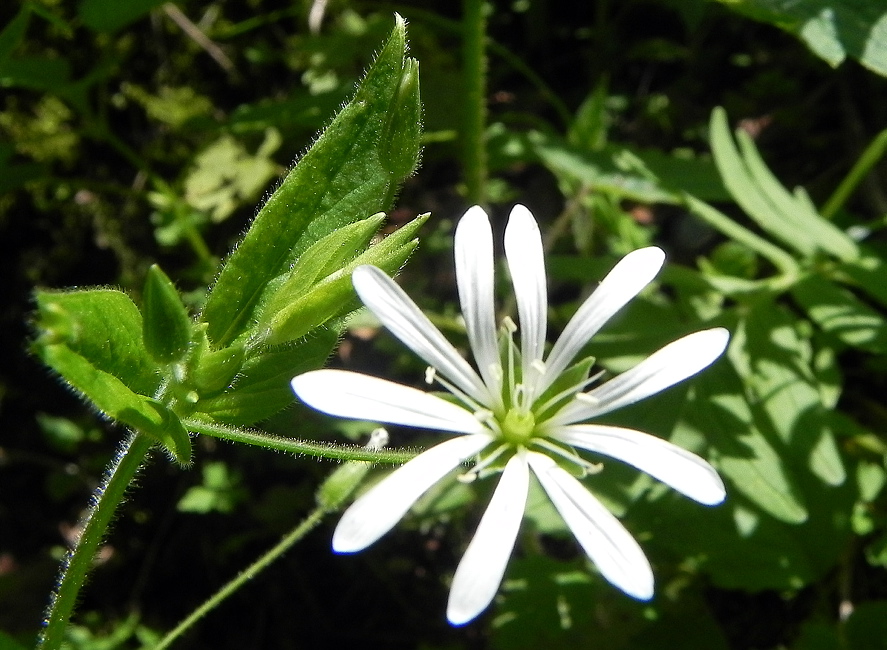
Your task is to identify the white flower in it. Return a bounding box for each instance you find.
[291,205,729,626]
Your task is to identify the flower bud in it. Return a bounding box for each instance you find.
[142,265,192,364]
[379,56,421,180]
[316,428,389,511]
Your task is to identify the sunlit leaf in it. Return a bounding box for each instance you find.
[792,274,887,354]
[715,0,887,77]
[730,301,846,488]
[202,17,421,348]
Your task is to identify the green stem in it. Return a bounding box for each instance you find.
[39,433,154,650]
[154,505,328,650]
[821,127,887,219]
[463,0,488,206]
[185,417,416,464]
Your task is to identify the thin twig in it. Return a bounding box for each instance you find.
[163,4,236,75]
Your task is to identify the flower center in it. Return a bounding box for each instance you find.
[500,408,536,445]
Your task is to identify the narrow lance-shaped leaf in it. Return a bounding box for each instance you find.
[734,126,858,261]
[709,107,858,262]
[261,214,428,346]
[201,15,421,348]
[258,214,387,321]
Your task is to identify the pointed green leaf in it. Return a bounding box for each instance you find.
[710,107,858,261]
[38,343,190,464]
[190,339,245,396]
[258,214,386,323]
[379,56,422,179]
[201,16,421,348]
[142,265,193,364]
[34,289,160,396]
[731,301,846,487]
[261,214,426,346]
[735,128,858,261]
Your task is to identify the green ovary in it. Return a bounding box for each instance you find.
[500,408,537,445]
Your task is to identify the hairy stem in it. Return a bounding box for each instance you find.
[39,433,154,650]
[462,0,488,206]
[185,416,416,464]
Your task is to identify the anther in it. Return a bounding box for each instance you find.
[367,428,389,450]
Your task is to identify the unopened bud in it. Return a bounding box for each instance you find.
[316,428,389,511]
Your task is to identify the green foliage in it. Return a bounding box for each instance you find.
[201,16,421,348]
[177,461,246,514]
[715,0,887,76]
[142,265,192,365]
[6,0,887,648]
[29,16,424,466]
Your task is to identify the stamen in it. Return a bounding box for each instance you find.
[425,367,486,413]
[474,408,501,434]
[533,438,603,476]
[534,370,606,418]
[425,366,436,384]
[502,316,517,334]
[576,393,602,405]
[513,383,527,413]
[366,428,389,450]
[457,443,510,483]
[531,359,547,375]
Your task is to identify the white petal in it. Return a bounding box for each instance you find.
[539,247,665,395]
[455,207,502,403]
[504,205,548,395]
[552,327,729,425]
[447,452,529,626]
[527,452,653,600]
[551,424,726,505]
[353,265,491,405]
[292,369,486,434]
[333,434,494,552]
